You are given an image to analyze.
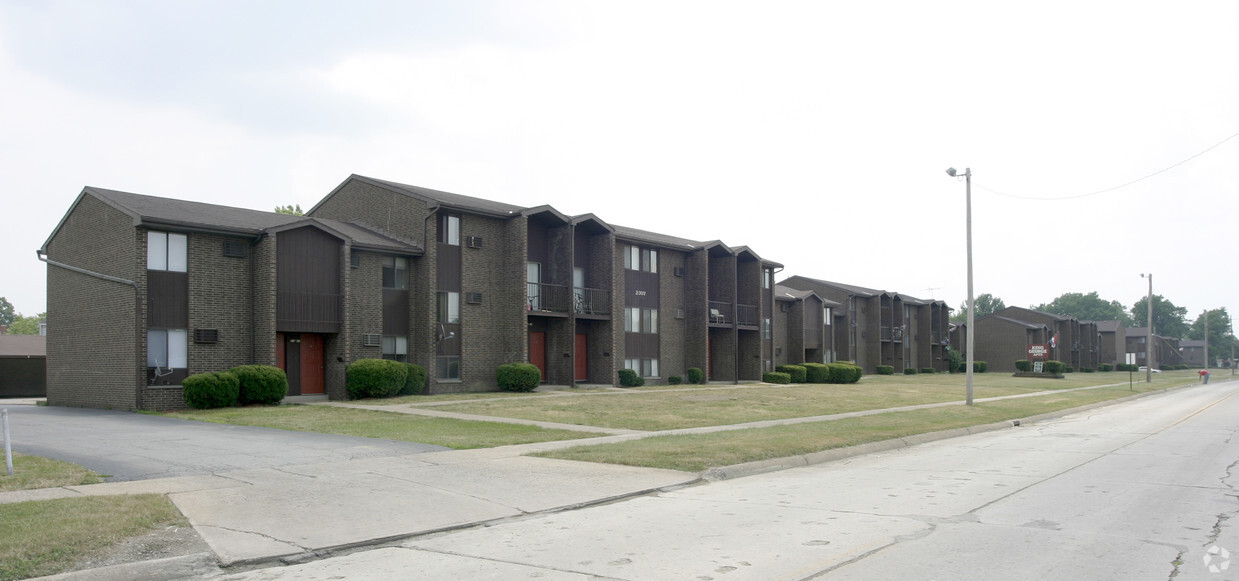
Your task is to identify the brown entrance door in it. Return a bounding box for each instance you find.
[574,333,588,381]
[529,332,546,381]
[281,333,325,395]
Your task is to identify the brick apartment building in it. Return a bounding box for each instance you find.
[772,285,839,367]
[971,307,1100,373]
[41,175,779,410]
[776,276,950,373]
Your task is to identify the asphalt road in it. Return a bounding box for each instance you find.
[219,379,1239,581]
[2,405,449,481]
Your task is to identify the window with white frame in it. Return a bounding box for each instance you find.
[147,231,187,272]
[623,245,657,273]
[439,214,460,246]
[624,358,659,378]
[625,307,658,334]
[382,256,408,289]
[437,291,460,324]
[437,356,461,380]
[382,335,407,362]
[147,329,187,370]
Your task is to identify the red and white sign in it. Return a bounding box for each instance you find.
[1027,344,1050,360]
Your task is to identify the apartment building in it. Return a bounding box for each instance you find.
[777,276,950,373]
[982,307,1100,372]
[41,176,779,410]
[772,285,838,367]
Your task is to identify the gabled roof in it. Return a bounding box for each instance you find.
[999,306,1072,321]
[612,224,702,252]
[1086,320,1124,333]
[775,285,841,307]
[332,175,526,218]
[779,275,884,298]
[0,335,45,357]
[44,187,421,255]
[1179,339,1205,348]
[979,314,1049,330]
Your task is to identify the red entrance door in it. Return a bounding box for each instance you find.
[574,334,588,381]
[529,332,547,381]
[300,334,325,395]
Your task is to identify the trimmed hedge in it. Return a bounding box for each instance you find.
[763,371,792,384]
[618,369,645,387]
[1014,360,1031,372]
[183,371,240,409]
[904,368,918,375]
[497,363,541,392]
[1099,363,1113,372]
[346,358,408,399]
[1044,360,1067,374]
[1081,367,1095,373]
[803,363,831,383]
[687,367,705,385]
[876,365,895,375]
[776,365,807,384]
[920,367,936,374]
[826,362,863,384]
[668,375,683,385]
[231,365,288,405]
[400,364,428,395]
[973,361,989,373]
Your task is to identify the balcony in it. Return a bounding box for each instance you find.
[277,291,341,333]
[880,326,904,343]
[708,301,732,325]
[737,304,759,327]
[527,282,570,314]
[574,287,611,316]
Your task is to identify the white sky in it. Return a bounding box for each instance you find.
[2,1,1236,330]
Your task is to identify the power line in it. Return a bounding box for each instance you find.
[975,130,1239,201]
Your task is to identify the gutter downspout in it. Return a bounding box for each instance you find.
[37,250,144,410]
[423,203,441,393]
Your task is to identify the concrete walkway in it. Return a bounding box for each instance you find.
[0,376,1214,579]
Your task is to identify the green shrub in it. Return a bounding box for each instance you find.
[1014,360,1031,372]
[776,365,807,383]
[1065,366,1075,373]
[183,371,240,409]
[920,367,936,374]
[687,367,704,384]
[668,375,683,385]
[763,371,792,384]
[347,358,408,399]
[1081,367,1095,373]
[1099,363,1113,372]
[496,363,541,392]
[399,364,428,395]
[803,363,831,383]
[826,362,863,384]
[618,369,645,387]
[947,348,962,373]
[876,365,895,375]
[1044,360,1067,374]
[904,367,918,375]
[231,365,288,405]
[1113,363,1135,372]
[973,361,988,373]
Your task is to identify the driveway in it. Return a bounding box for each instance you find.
[1,404,450,481]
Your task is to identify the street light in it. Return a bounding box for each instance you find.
[946,167,974,406]
[1141,273,1152,383]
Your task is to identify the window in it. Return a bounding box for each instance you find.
[624,358,659,378]
[824,307,832,326]
[437,356,461,380]
[382,335,407,362]
[623,245,657,273]
[437,291,460,324]
[147,329,187,369]
[526,262,541,310]
[763,270,772,289]
[147,231,187,272]
[626,307,658,334]
[763,317,771,339]
[382,256,408,289]
[439,215,460,246]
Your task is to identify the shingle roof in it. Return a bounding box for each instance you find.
[612,225,703,251]
[0,335,45,357]
[356,175,526,217]
[779,275,884,298]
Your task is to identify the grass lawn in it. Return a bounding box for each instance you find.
[157,405,608,448]
[0,453,104,492]
[0,494,184,581]
[533,380,1189,472]
[420,371,1182,431]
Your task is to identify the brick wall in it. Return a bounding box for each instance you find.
[45,193,141,410]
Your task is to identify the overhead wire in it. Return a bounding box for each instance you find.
[973,130,1239,201]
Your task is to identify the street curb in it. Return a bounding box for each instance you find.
[33,552,220,581]
[701,381,1202,482]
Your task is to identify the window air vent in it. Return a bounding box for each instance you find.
[675,308,685,319]
[466,236,483,249]
[779,303,791,312]
[466,292,483,304]
[193,329,219,343]
[222,241,246,258]
[350,252,361,268]
[362,334,382,347]
[673,266,685,277]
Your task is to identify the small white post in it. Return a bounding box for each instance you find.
[3,409,12,476]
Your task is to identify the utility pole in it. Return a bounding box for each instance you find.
[1141,273,1152,382]
[1203,309,1209,369]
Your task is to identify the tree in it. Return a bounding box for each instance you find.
[952,293,1005,322]
[6,312,44,335]
[1130,294,1189,339]
[274,204,304,216]
[0,296,13,326]
[1188,308,1236,365]
[1034,292,1133,326]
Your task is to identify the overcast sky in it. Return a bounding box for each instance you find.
[2,1,1236,331]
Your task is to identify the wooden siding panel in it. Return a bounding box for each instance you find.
[147,270,188,329]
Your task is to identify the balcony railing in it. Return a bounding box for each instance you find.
[277,291,341,328]
[527,282,571,313]
[574,287,611,316]
[708,300,732,325]
[737,304,759,327]
[880,326,905,342]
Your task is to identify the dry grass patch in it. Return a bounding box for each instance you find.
[0,494,184,581]
[158,405,606,448]
[0,453,104,492]
[534,382,1184,472]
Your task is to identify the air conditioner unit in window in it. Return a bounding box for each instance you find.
[673,266,685,277]
[466,236,483,249]
[466,292,483,304]
[362,334,382,347]
[193,329,219,343]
